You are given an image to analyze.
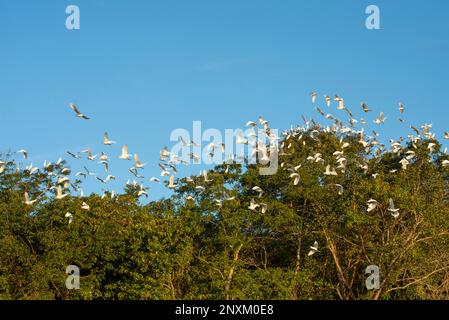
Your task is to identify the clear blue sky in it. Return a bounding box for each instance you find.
[1,0,448,200]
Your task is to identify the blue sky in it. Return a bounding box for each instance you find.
[1,0,448,200]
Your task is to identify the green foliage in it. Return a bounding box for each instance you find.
[1,128,448,300]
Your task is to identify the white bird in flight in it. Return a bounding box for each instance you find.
[248,198,260,211]
[258,116,269,126]
[335,96,345,110]
[374,112,386,125]
[25,163,38,175]
[324,165,337,176]
[17,149,28,159]
[324,95,331,107]
[82,148,97,161]
[399,158,409,170]
[129,167,143,178]
[119,145,132,160]
[307,153,324,163]
[202,170,213,183]
[387,198,400,218]
[65,212,73,224]
[310,91,317,104]
[252,186,264,198]
[188,153,201,163]
[70,103,90,120]
[366,199,378,212]
[308,241,318,256]
[137,184,148,198]
[67,151,80,159]
[168,175,177,189]
[360,102,371,113]
[195,185,206,194]
[236,132,248,145]
[55,185,69,200]
[24,192,38,205]
[103,132,116,145]
[290,173,300,185]
[134,154,146,169]
[57,176,70,185]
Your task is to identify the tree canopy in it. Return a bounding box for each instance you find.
[1,121,449,300]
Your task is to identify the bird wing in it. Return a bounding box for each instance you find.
[410,126,420,135]
[388,198,395,210]
[56,185,62,197]
[121,145,128,156]
[134,153,140,164]
[70,103,81,115]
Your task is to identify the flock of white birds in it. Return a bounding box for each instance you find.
[2,94,449,258]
